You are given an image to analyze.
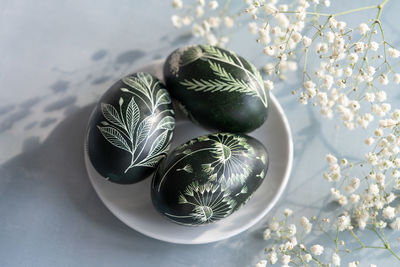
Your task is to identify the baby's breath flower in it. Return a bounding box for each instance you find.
[255,260,267,267]
[326,154,337,164]
[344,67,353,77]
[284,208,293,217]
[263,228,271,240]
[348,53,359,63]
[310,244,324,255]
[192,24,205,37]
[383,206,396,219]
[370,41,379,51]
[270,221,279,231]
[267,252,277,264]
[324,0,331,7]
[264,80,274,90]
[287,224,297,236]
[337,20,346,30]
[172,0,183,9]
[379,74,389,85]
[281,255,291,265]
[224,16,234,28]
[365,137,375,145]
[350,194,360,204]
[392,218,400,230]
[387,193,396,203]
[376,91,387,102]
[263,46,275,56]
[304,254,312,262]
[365,92,375,102]
[291,32,302,44]
[171,15,182,28]
[332,253,341,266]
[393,73,400,84]
[389,47,400,58]
[195,6,204,17]
[338,215,351,231]
[300,216,313,234]
[209,0,219,10]
[302,36,312,47]
[338,195,348,206]
[358,23,370,35]
[368,184,380,195]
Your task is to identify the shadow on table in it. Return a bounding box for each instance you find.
[0,103,268,266]
[1,102,394,266]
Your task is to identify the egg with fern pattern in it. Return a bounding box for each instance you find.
[163,45,269,133]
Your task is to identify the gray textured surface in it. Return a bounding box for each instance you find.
[1,0,400,266]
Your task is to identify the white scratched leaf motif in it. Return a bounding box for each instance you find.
[138,155,165,168]
[97,72,174,174]
[122,76,148,98]
[155,89,171,107]
[135,116,152,149]
[125,97,140,136]
[158,116,175,131]
[100,103,125,129]
[148,130,168,157]
[97,126,131,153]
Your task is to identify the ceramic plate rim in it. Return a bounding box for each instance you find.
[85,61,293,244]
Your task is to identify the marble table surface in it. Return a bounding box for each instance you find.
[1,0,400,266]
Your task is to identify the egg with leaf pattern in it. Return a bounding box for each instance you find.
[163,44,269,133]
[151,132,269,226]
[85,72,175,184]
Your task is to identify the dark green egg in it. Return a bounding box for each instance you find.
[151,132,269,226]
[86,72,175,184]
[163,44,269,133]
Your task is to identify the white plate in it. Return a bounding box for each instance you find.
[84,60,293,244]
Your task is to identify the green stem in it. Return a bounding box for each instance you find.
[219,0,231,16]
[333,4,381,16]
[278,3,383,17]
[350,230,366,247]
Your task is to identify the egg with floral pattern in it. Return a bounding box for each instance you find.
[151,132,269,226]
[86,72,175,184]
[163,45,269,133]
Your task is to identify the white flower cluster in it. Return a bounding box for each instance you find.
[171,0,400,131]
[171,0,233,47]
[244,0,319,79]
[324,108,400,231]
[259,210,322,267]
[257,84,400,266]
[170,0,400,265]
[256,209,381,266]
[297,15,400,130]
[171,0,276,89]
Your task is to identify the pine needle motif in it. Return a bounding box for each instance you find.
[165,181,236,225]
[202,133,255,186]
[178,45,268,107]
[97,73,174,173]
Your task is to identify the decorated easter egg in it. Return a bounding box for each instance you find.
[163,44,269,133]
[86,72,175,184]
[151,132,269,226]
